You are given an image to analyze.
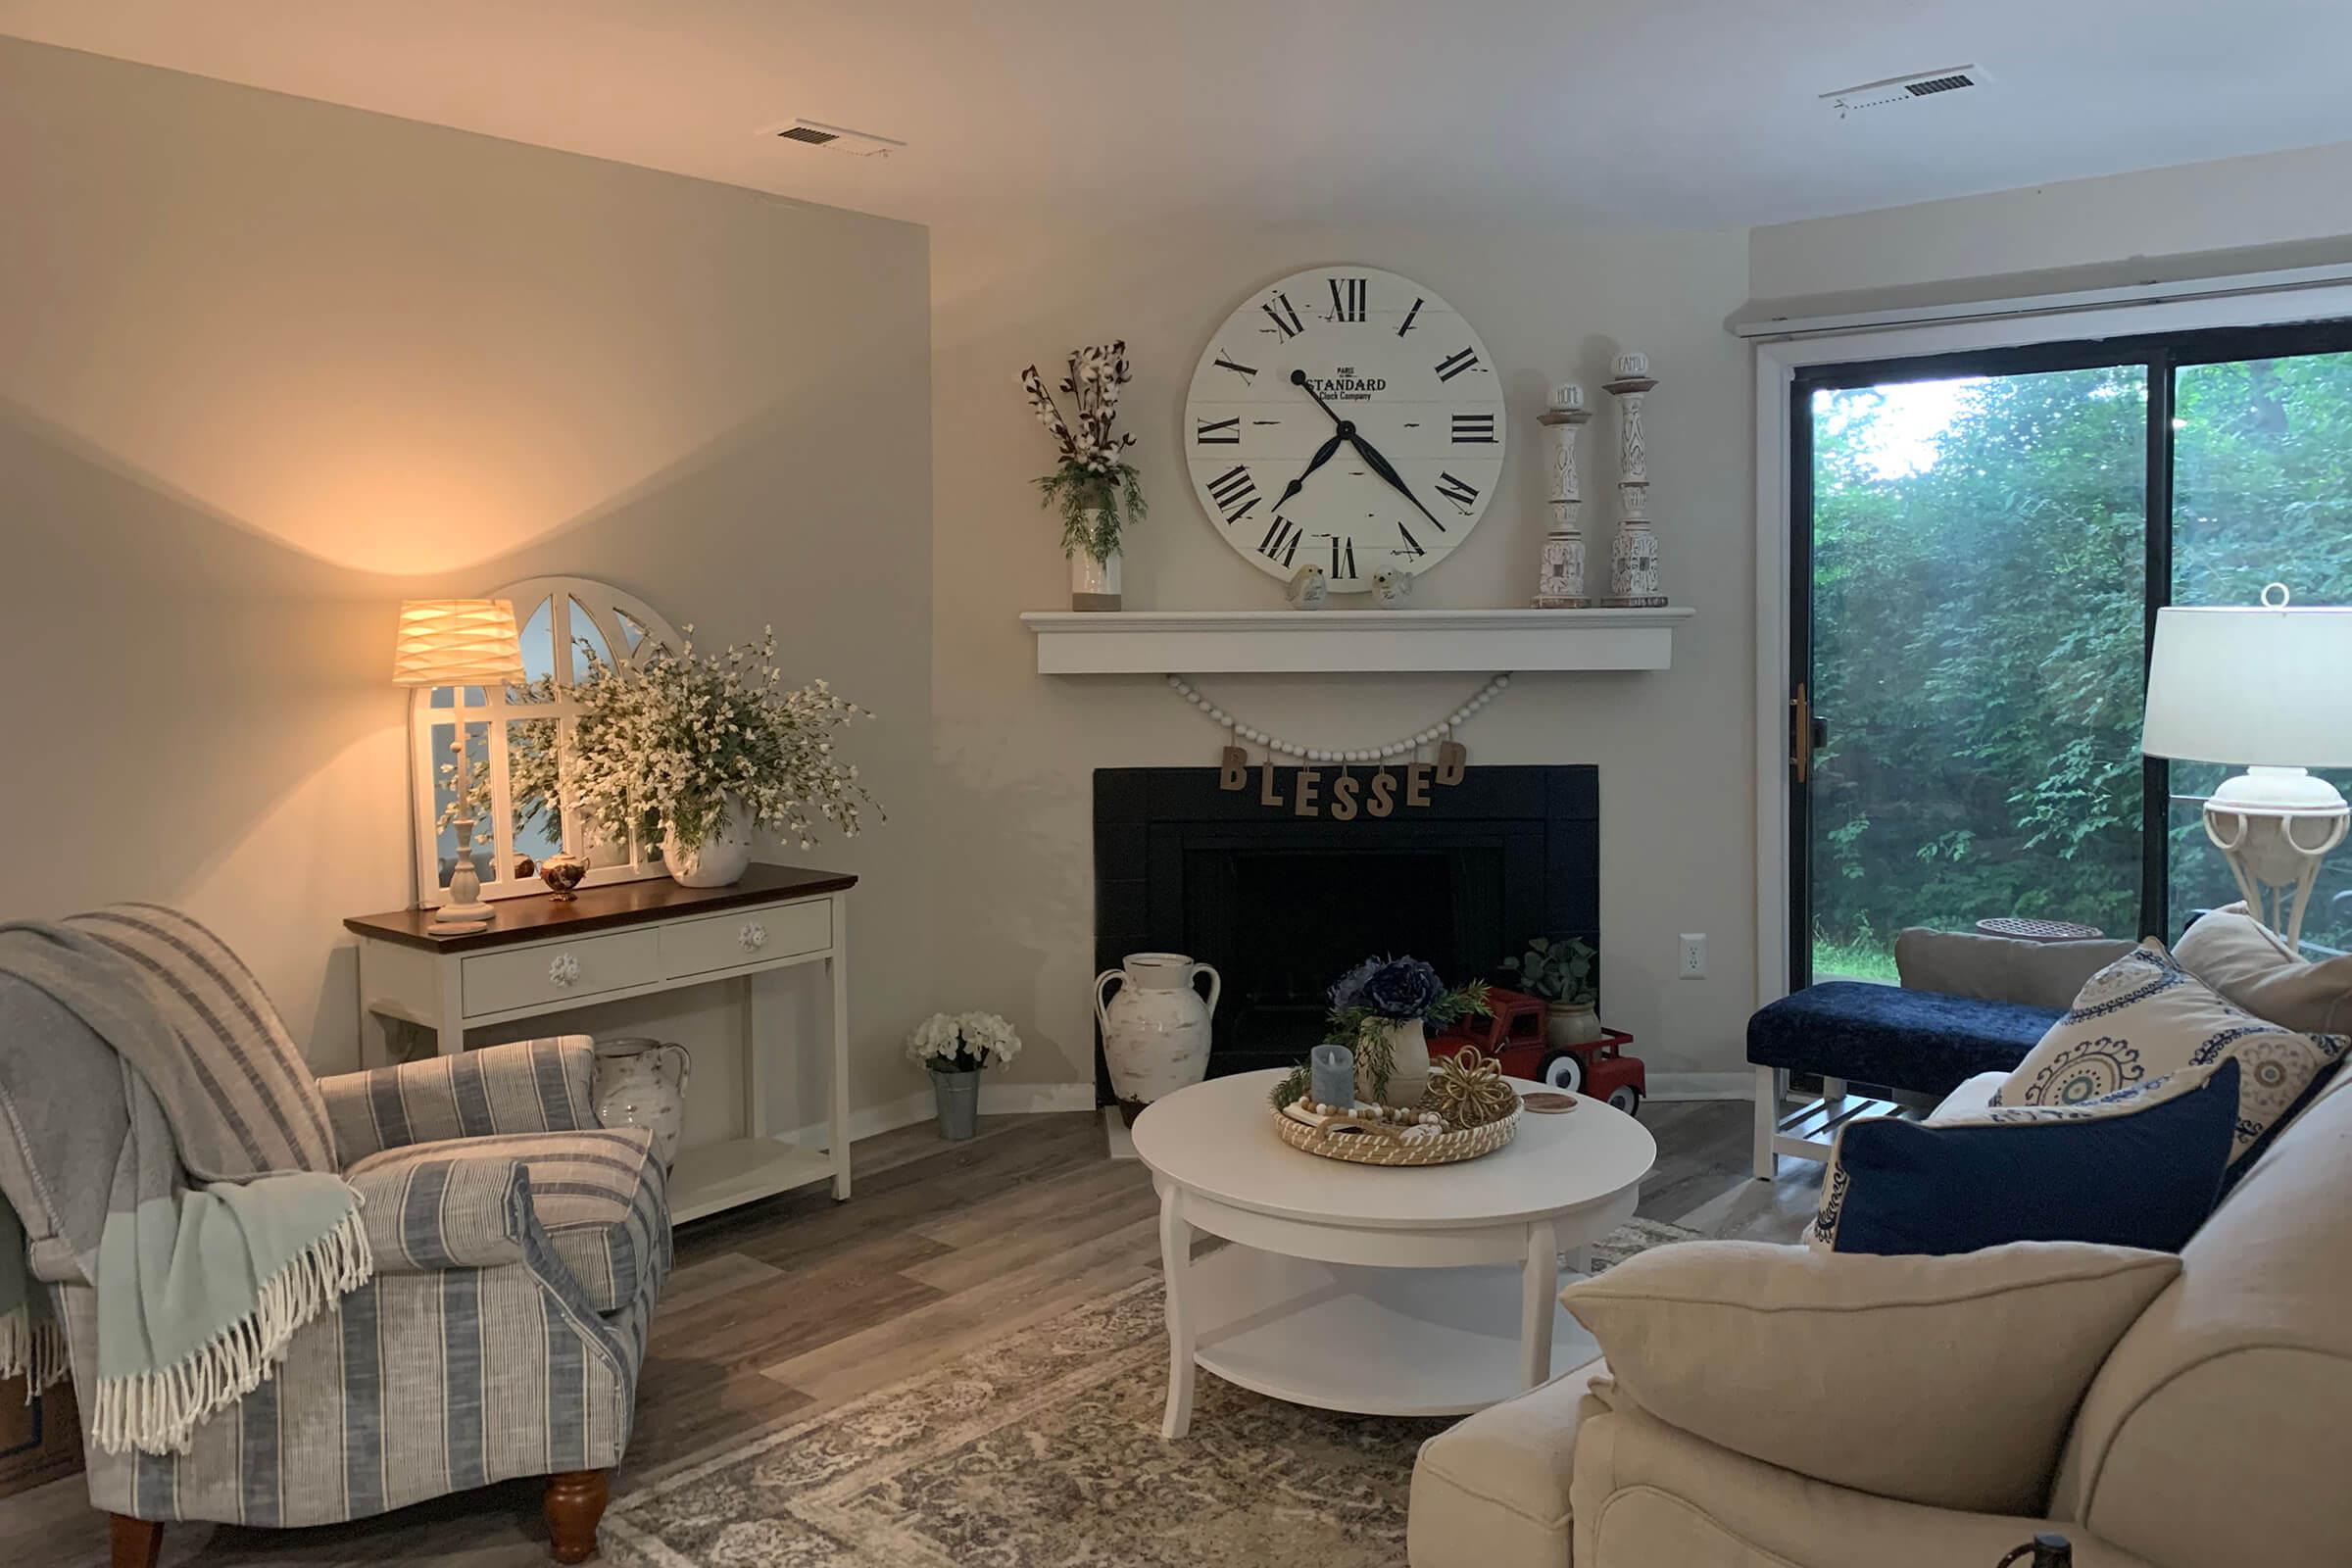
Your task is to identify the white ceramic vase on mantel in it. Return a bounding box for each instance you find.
[662,792,755,888]
[1095,952,1218,1122]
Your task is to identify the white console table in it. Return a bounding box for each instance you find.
[344,862,856,1223]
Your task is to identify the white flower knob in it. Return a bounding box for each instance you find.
[549,953,581,988]
[740,920,766,952]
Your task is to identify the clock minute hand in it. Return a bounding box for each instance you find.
[1271,431,1348,514]
[1348,431,1448,533]
[1288,368,1347,428]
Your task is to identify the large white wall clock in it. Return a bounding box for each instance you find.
[1185,266,1505,593]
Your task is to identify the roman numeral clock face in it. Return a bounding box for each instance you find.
[1185,266,1505,592]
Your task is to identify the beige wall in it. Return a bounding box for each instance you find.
[0,40,937,1139]
[930,220,1757,1092]
[1748,139,2352,316]
[3,38,1766,1125]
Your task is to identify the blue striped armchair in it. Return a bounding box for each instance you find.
[13,1018,667,1566]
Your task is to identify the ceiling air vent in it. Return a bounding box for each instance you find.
[762,119,906,158]
[1820,66,1986,118]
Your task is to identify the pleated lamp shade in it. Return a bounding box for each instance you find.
[391,599,526,687]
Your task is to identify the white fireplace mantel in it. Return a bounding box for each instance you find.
[1021,608,1694,675]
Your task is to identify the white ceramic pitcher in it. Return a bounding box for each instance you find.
[592,1037,692,1169]
[1095,952,1219,1121]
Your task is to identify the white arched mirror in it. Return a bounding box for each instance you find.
[408,576,680,907]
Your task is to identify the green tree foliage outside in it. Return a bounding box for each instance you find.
[1808,351,2352,980]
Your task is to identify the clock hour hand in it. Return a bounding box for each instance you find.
[1348,431,1448,534]
[1271,430,1348,514]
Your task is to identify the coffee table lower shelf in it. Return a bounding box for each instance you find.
[1187,1244,1599,1420]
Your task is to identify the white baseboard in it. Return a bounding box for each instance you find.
[768,1083,1098,1150]
[981,1081,1098,1114]
[1646,1071,1755,1102]
[1102,1106,1138,1160]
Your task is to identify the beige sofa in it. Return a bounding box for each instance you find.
[1407,1055,2352,1568]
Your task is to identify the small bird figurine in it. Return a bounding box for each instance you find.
[1372,568,1414,607]
[1286,563,1331,609]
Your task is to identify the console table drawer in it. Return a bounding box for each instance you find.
[463,929,662,1016]
[662,900,831,979]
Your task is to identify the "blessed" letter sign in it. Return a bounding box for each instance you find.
[1218,744,1468,817]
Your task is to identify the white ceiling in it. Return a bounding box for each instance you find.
[8,1,2352,231]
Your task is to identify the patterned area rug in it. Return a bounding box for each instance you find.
[606,1217,1699,1567]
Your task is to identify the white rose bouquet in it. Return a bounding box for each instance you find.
[906,1011,1024,1074]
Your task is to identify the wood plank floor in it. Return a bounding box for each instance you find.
[0,1101,1820,1566]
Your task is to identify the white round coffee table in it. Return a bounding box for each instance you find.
[1130,1069,1657,1439]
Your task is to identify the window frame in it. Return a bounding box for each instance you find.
[408,576,680,907]
[1753,287,2352,1007]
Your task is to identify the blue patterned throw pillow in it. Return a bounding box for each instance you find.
[1995,941,2348,1163]
[1810,1058,2239,1256]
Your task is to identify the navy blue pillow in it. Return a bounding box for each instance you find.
[1816,1057,2238,1256]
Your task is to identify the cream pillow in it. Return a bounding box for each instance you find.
[2175,905,2352,1039]
[1995,940,2347,1162]
[1560,1240,2180,1515]
[1894,926,2135,1009]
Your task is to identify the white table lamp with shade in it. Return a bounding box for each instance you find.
[392,599,526,927]
[2140,583,2352,955]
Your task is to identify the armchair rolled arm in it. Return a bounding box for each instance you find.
[321,1036,597,1166]
[348,1155,530,1272]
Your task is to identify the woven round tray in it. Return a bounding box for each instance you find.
[1273,1102,1520,1166]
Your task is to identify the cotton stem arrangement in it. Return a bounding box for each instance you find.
[1021,341,1147,562]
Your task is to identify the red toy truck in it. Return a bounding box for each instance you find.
[1428,987,1646,1116]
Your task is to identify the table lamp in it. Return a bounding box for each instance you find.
[393,599,525,926]
[2140,584,2352,954]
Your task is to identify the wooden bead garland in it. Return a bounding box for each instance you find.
[1168,673,1509,764]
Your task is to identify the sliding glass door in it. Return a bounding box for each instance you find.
[2167,346,2352,955]
[1789,323,2352,986]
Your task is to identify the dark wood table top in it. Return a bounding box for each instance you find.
[345,862,858,954]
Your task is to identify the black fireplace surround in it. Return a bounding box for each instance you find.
[1094,765,1598,1101]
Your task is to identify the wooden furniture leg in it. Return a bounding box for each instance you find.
[828,894,853,1201]
[1520,1218,1558,1390]
[1752,1064,1782,1180]
[1157,1181,1197,1440]
[544,1470,610,1564]
[109,1515,164,1568]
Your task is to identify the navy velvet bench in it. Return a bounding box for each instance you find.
[1748,981,2063,1178]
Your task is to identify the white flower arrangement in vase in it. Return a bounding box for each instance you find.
[564,626,879,888]
[907,1010,1024,1141]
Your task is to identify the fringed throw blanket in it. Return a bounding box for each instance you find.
[0,909,372,1455]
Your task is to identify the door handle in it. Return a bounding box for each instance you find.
[1791,684,1827,784]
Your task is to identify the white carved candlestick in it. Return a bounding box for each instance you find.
[1535,382,1592,609]
[1604,351,1666,609]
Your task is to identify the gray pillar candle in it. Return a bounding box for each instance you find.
[1310,1043,1356,1107]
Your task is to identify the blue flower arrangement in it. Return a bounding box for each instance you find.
[1329,956,1448,1019]
[1311,955,1491,1104]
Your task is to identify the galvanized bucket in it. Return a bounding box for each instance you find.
[930,1066,981,1141]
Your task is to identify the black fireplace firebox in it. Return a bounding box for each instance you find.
[1093,765,1597,1101]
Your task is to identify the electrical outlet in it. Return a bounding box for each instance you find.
[1679,933,1707,979]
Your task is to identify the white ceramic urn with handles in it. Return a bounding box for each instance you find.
[1096,952,1219,1123]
